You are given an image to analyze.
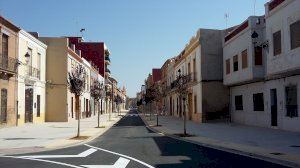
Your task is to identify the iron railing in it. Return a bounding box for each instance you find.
[105,68,111,73]
[169,72,197,91]
[105,56,111,62]
[0,54,18,73]
[26,65,40,79]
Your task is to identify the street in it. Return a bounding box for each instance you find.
[0,110,290,168]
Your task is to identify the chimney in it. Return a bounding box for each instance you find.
[29,32,39,38]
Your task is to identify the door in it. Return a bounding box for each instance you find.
[0,89,8,123]
[169,97,172,116]
[25,87,33,123]
[188,93,193,120]
[270,89,278,127]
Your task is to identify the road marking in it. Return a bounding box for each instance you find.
[0,156,82,168]
[85,144,155,168]
[81,157,130,168]
[19,148,97,158]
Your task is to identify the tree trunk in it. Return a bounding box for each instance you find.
[76,95,80,137]
[156,102,159,126]
[183,99,187,135]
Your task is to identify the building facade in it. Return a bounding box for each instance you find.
[17,30,47,125]
[169,29,229,123]
[0,16,20,127]
[225,0,300,132]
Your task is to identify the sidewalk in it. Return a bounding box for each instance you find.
[141,113,300,168]
[0,111,127,155]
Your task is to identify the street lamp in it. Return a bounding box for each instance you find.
[24,52,30,64]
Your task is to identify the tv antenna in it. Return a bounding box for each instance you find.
[253,0,257,15]
[224,13,229,29]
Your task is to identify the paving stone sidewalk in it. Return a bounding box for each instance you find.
[0,111,127,155]
[141,113,300,167]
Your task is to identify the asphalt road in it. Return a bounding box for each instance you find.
[0,110,291,168]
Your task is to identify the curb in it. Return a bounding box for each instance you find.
[139,113,299,168]
[0,113,125,156]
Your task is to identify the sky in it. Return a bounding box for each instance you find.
[0,0,268,98]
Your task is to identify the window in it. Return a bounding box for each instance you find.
[255,46,263,65]
[194,95,197,114]
[37,95,40,117]
[2,34,8,56]
[273,30,282,56]
[285,85,298,117]
[27,48,33,66]
[290,20,300,50]
[226,59,230,74]
[2,34,8,69]
[235,95,243,110]
[233,55,238,71]
[253,93,264,111]
[242,49,248,69]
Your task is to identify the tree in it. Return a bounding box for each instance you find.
[152,84,164,126]
[68,65,86,137]
[144,85,156,120]
[114,95,123,116]
[90,80,105,128]
[176,70,190,136]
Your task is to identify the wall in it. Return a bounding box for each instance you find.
[231,75,300,132]
[265,0,300,76]
[40,37,68,122]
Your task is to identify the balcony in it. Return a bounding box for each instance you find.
[105,56,111,64]
[169,72,197,91]
[26,65,40,79]
[0,54,18,74]
[105,68,111,74]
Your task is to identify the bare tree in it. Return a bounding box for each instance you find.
[144,85,156,120]
[176,70,190,136]
[90,80,105,128]
[68,65,86,137]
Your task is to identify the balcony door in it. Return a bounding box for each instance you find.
[2,34,8,69]
[188,93,193,120]
[25,86,33,123]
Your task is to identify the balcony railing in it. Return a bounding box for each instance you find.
[105,68,111,74]
[105,56,111,62]
[0,54,18,73]
[26,65,40,79]
[169,72,197,90]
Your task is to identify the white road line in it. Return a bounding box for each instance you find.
[0,155,82,168]
[81,157,130,168]
[19,148,97,158]
[84,144,155,168]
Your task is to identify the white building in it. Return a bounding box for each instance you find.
[170,29,229,122]
[224,0,300,132]
[17,31,47,125]
[81,59,91,118]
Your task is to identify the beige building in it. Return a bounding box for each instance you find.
[17,30,47,125]
[167,29,229,123]
[0,16,20,127]
[40,37,89,122]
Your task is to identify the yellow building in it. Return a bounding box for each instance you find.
[0,16,20,127]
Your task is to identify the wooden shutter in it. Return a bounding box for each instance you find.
[273,31,282,56]
[290,20,300,50]
[226,59,230,74]
[242,49,248,69]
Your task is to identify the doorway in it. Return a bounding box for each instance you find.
[25,86,33,123]
[0,89,8,123]
[270,89,278,127]
[188,93,193,120]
